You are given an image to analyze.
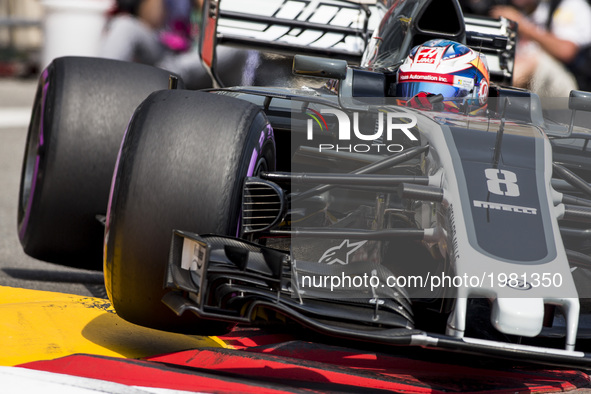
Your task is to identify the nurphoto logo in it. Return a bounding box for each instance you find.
[306,108,418,153]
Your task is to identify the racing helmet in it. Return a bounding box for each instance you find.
[396,39,490,107]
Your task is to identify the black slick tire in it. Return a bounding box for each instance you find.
[18,57,180,270]
[104,89,275,333]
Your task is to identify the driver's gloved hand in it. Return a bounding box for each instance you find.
[405,92,444,111]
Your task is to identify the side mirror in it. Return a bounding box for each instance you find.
[569,90,591,112]
[567,90,591,136]
[293,55,348,80]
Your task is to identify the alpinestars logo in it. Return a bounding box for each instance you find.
[318,239,367,265]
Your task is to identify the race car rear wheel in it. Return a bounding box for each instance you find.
[18,57,178,270]
[104,90,275,333]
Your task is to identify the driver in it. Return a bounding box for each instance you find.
[395,39,490,114]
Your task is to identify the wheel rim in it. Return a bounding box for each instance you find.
[253,156,268,176]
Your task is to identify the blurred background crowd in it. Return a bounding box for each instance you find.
[459,0,591,96]
[0,0,207,88]
[1,0,591,96]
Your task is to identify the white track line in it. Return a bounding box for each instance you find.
[0,108,31,129]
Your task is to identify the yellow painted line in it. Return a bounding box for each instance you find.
[0,286,228,366]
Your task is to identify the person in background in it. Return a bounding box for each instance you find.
[459,0,500,15]
[490,0,591,96]
[100,0,209,89]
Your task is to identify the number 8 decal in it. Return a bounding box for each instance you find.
[485,168,520,197]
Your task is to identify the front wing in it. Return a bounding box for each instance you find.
[164,230,591,369]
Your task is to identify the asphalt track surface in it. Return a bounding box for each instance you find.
[0,76,106,298]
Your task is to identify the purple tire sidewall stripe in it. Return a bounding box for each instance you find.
[19,69,49,239]
[104,115,134,259]
[247,147,258,177]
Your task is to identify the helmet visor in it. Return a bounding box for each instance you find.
[396,80,471,99]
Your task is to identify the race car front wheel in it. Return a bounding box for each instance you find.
[104,90,275,333]
[18,57,178,270]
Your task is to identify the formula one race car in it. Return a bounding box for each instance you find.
[17,0,591,368]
